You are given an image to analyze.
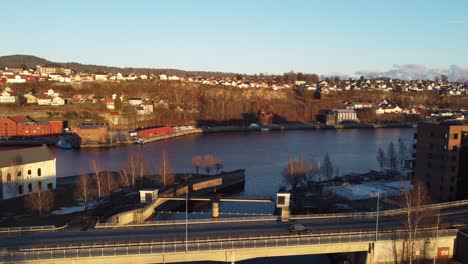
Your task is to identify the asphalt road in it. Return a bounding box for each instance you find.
[1,207,467,250]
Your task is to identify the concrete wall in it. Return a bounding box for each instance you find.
[369,236,456,263]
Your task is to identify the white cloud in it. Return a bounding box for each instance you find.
[356,64,468,82]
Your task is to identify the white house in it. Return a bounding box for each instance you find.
[51,96,66,106]
[0,90,19,104]
[46,89,59,97]
[37,95,52,105]
[6,75,26,83]
[137,103,154,115]
[0,146,56,200]
[168,75,180,81]
[94,74,108,81]
[128,98,143,106]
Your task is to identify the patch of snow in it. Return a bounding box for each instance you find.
[325,180,412,201]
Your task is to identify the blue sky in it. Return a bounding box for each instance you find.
[1,0,468,76]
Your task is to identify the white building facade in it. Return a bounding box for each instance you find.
[0,146,56,200]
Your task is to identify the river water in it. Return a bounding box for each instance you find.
[50,128,414,213]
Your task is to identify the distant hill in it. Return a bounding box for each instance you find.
[0,54,237,77]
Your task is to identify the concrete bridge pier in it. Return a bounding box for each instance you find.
[212,201,219,218]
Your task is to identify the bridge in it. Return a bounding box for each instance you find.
[1,202,467,263]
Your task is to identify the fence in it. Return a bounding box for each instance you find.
[0,229,458,263]
[0,224,68,235]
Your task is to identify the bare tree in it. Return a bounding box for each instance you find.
[387,142,398,171]
[90,160,103,199]
[401,180,431,264]
[320,153,334,180]
[282,153,311,190]
[203,154,215,175]
[158,151,174,188]
[119,167,131,189]
[25,190,54,216]
[75,173,93,211]
[214,157,224,174]
[377,147,386,172]
[103,172,118,195]
[192,155,202,174]
[127,153,139,189]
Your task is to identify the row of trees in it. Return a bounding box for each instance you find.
[282,153,337,190]
[192,154,224,175]
[377,139,411,172]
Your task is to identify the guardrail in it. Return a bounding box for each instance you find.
[0,229,458,263]
[95,215,278,229]
[0,224,68,235]
[292,199,468,220]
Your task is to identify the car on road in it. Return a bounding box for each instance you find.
[288,224,312,235]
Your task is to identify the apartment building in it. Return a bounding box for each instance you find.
[413,121,468,202]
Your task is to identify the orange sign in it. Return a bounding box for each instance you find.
[437,247,450,259]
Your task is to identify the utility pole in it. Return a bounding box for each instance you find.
[375,188,380,242]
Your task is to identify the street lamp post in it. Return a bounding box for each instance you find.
[185,186,188,252]
[375,188,380,242]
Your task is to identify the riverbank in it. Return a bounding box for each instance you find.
[202,122,415,132]
[0,123,414,148]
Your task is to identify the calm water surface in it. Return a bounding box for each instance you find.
[50,128,414,214]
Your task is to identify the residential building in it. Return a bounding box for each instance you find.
[0,90,19,104]
[137,103,154,115]
[321,109,358,125]
[51,96,65,106]
[71,123,108,143]
[36,64,72,75]
[413,121,468,202]
[36,95,52,105]
[24,93,37,104]
[104,99,115,110]
[0,145,56,200]
[128,98,143,106]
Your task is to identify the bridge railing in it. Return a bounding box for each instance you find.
[0,224,68,235]
[0,229,458,263]
[95,215,279,228]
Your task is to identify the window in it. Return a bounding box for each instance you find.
[37,168,41,176]
[7,173,11,182]
[452,146,458,151]
[38,181,42,190]
[453,133,458,139]
[47,183,53,190]
[443,145,447,150]
[444,133,448,139]
[27,170,31,175]
[18,185,23,195]
[17,171,21,177]
[28,183,32,193]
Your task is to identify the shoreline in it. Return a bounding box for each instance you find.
[0,123,415,148]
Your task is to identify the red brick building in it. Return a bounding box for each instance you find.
[71,123,108,143]
[0,116,63,137]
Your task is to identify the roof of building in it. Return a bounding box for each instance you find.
[8,116,33,124]
[0,145,55,168]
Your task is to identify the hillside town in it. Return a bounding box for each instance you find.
[1,64,467,96]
